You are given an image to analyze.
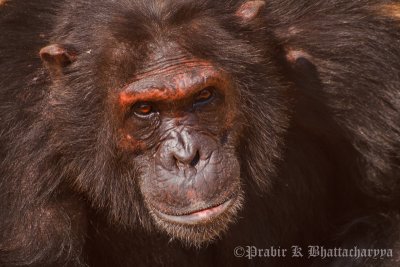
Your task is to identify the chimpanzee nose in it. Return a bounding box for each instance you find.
[170,131,200,168]
[159,130,201,170]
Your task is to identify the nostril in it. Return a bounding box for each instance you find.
[190,151,200,167]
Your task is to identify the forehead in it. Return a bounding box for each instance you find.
[72,0,231,32]
[70,1,228,48]
[108,2,225,40]
[87,1,236,66]
[56,0,240,56]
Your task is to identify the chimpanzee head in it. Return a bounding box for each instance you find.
[39,0,290,245]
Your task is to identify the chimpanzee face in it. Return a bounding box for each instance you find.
[114,42,243,242]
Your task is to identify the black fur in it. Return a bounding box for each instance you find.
[0,0,399,266]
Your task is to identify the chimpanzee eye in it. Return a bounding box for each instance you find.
[194,87,215,106]
[132,102,154,117]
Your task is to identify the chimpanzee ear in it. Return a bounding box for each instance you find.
[40,44,77,70]
[285,49,321,89]
[236,0,266,22]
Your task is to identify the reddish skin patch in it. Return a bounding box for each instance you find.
[186,189,198,202]
[117,130,145,151]
[119,62,230,107]
[236,0,266,22]
[0,0,6,6]
[223,108,237,130]
[375,4,400,20]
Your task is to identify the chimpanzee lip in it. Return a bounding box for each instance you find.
[154,196,236,225]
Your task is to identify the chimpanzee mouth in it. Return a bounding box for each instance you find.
[154,197,236,225]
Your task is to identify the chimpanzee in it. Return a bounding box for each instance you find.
[0,0,399,266]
